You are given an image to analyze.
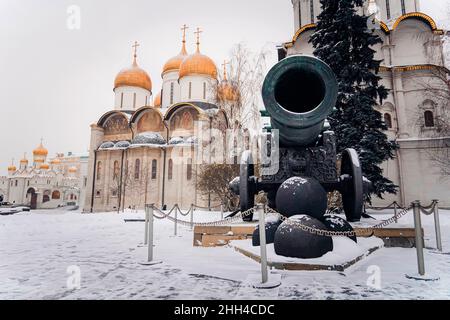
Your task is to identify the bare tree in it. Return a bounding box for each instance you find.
[196,164,240,211]
[215,43,270,130]
[196,44,271,210]
[109,160,158,213]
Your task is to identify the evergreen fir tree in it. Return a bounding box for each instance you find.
[310,0,398,198]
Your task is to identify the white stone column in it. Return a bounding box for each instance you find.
[83,124,104,212]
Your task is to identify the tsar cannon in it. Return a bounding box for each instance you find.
[230,55,371,223]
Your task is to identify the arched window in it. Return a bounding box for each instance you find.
[187,158,193,181]
[310,0,314,23]
[401,0,406,15]
[113,161,120,180]
[170,82,174,105]
[133,92,137,108]
[168,159,173,180]
[120,93,124,109]
[384,113,393,129]
[135,159,141,180]
[203,82,207,99]
[152,160,157,180]
[189,82,192,99]
[424,111,435,128]
[43,190,51,203]
[96,161,102,181]
[52,190,61,200]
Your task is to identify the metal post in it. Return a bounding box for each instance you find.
[433,200,442,252]
[394,202,398,224]
[190,205,194,231]
[412,201,425,276]
[257,204,268,284]
[174,205,178,236]
[144,205,149,245]
[147,205,154,262]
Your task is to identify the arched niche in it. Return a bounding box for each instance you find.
[98,111,132,142]
[131,107,165,135]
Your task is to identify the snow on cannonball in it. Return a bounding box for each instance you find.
[274,215,333,259]
[320,215,357,243]
[276,177,328,219]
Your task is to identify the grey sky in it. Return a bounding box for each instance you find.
[0,0,448,174]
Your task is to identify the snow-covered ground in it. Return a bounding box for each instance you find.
[0,207,449,300]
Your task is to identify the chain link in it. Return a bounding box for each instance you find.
[266,206,412,237]
[150,204,255,228]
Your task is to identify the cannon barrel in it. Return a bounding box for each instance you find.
[262,55,338,147]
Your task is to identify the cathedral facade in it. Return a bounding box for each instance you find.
[282,0,450,207]
[0,143,88,209]
[83,29,234,213]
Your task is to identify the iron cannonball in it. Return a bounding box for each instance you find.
[252,219,282,247]
[320,215,357,243]
[274,215,333,259]
[275,177,328,219]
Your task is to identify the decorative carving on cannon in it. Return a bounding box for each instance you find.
[230,55,371,224]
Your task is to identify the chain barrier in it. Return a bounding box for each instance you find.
[150,204,254,228]
[175,205,194,217]
[366,201,406,211]
[419,200,439,216]
[146,200,441,238]
[266,206,413,238]
[192,204,223,210]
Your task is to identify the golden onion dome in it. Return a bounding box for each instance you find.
[179,29,217,80]
[218,81,239,102]
[33,142,48,156]
[50,158,62,165]
[114,43,152,92]
[20,157,29,164]
[162,45,188,75]
[153,91,162,107]
[179,52,218,80]
[8,165,16,172]
[39,163,50,170]
[217,62,239,102]
[68,166,78,173]
[114,61,152,92]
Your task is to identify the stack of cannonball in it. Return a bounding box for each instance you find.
[252,177,357,259]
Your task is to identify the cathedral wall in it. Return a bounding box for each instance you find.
[164,146,198,209]
[114,86,151,111]
[397,141,450,208]
[162,71,181,108]
[392,20,431,66]
[122,147,163,210]
[179,76,217,103]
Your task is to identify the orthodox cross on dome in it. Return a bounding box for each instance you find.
[180,24,189,54]
[194,27,203,52]
[181,24,189,43]
[132,41,140,65]
[222,60,229,80]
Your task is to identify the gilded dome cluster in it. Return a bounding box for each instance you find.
[162,27,218,80]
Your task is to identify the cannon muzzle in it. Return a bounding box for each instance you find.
[262,55,338,147]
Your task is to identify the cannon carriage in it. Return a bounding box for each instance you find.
[231,55,370,223]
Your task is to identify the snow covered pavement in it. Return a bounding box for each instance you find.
[0,208,449,300]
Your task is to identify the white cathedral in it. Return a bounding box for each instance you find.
[281,0,449,208]
[83,28,237,212]
[0,142,88,209]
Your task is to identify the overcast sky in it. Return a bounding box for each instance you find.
[0,0,448,175]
